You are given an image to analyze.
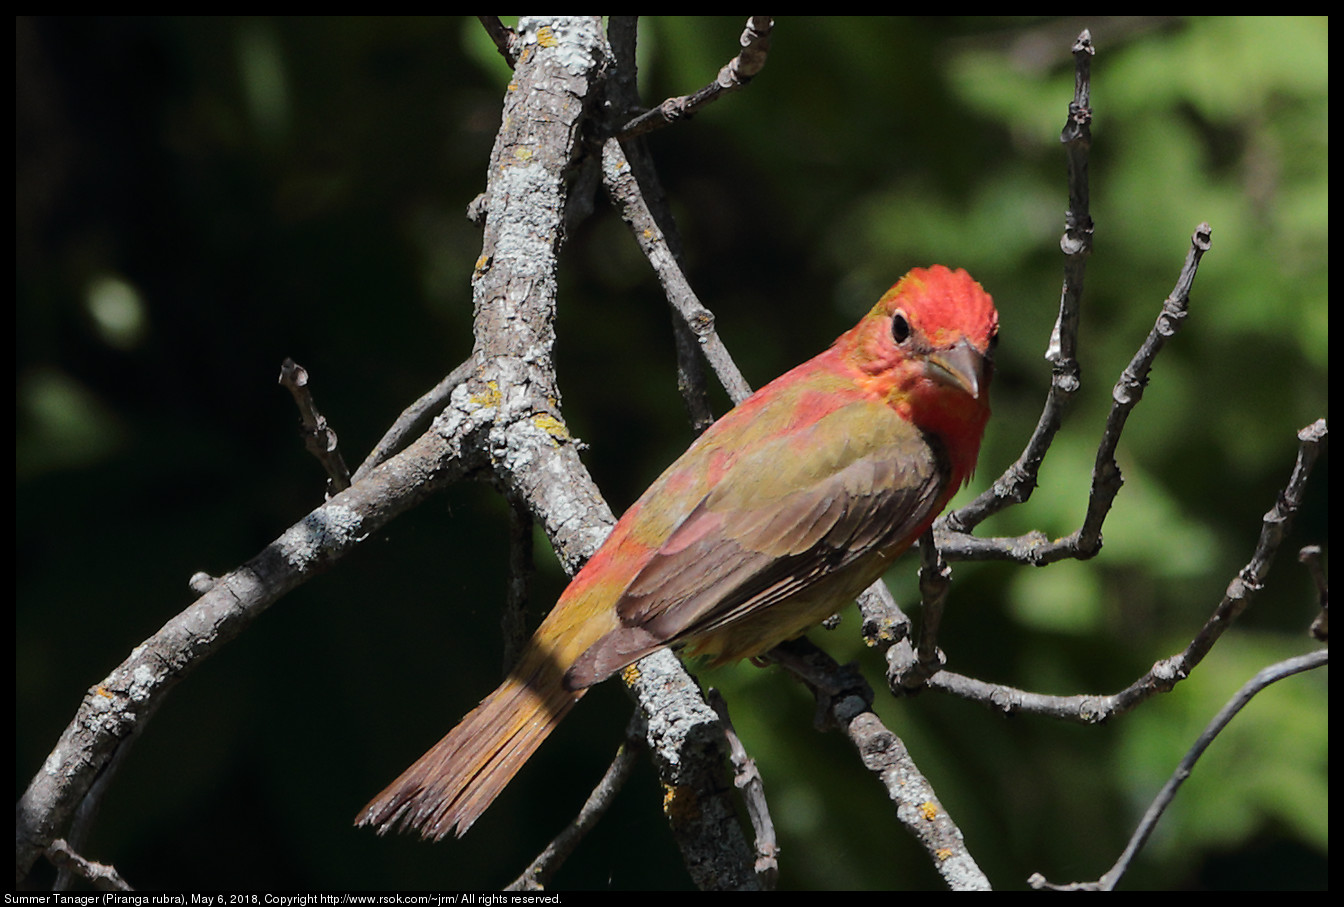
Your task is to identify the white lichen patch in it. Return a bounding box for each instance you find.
[276,504,366,568]
[129,664,156,702]
[516,16,603,77]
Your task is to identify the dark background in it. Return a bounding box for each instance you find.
[17,16,1327,890]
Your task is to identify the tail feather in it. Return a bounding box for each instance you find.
[357,657,585,840]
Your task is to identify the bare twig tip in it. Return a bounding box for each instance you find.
[1298,418,1327,443]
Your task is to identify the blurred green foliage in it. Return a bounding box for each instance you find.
[17,16,1326,891]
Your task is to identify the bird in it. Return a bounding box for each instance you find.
[357,264,998,840]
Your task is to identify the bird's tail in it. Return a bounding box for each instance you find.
[357,645,586,840]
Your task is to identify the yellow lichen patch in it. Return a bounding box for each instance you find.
[470,380,502,408]
[936,848,954,861]
[533,412,571,444]
[920,801,940,821]
[863,616,902,645]
[662,783,700,824]
[536,26,558,48]
[620,663,642,686]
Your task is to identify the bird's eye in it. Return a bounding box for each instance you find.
[891,312,911,344]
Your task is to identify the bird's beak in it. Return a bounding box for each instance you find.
[926,339,988,401]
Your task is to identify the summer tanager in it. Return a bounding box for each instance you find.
[358,264,998,840]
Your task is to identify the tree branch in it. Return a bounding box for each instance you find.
[352,355,479,483]
[945,29,1094,536]
[477,16,519,68]
[602,19,753,426]
[462,17,758,888]
[938,222,1214,566]
[278,357,352,494]
[1030,648,1329,891]
[45,839,131,892]
[16,419,487,882]
[708,690,779,889]
[908,418,1327,722]
[508,717,646,891]
[616,17,775,141]
[771,638,991,890]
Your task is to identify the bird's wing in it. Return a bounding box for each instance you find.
[564,400,946,688]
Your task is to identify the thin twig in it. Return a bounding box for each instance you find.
[1030,648,1329,891]
[1299,545,1328,641]
[352,355,479,483]
[707,690,779,889]
[938,223,1214,566]
[914,419,1327,721]
[477,16,518,68]
[508,718,646,891]
[886,531,950,691]
[603,19,724,428]
[772,639,991,890]
[944,29,1095,536]
[601,139,754,409]
[1175,417,1326,669]
[616,18,774,141]
[46,839,132,892]
[279,358,351,494]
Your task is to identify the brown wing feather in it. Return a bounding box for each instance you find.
[644,451,939,639]
[565,405,945,688]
